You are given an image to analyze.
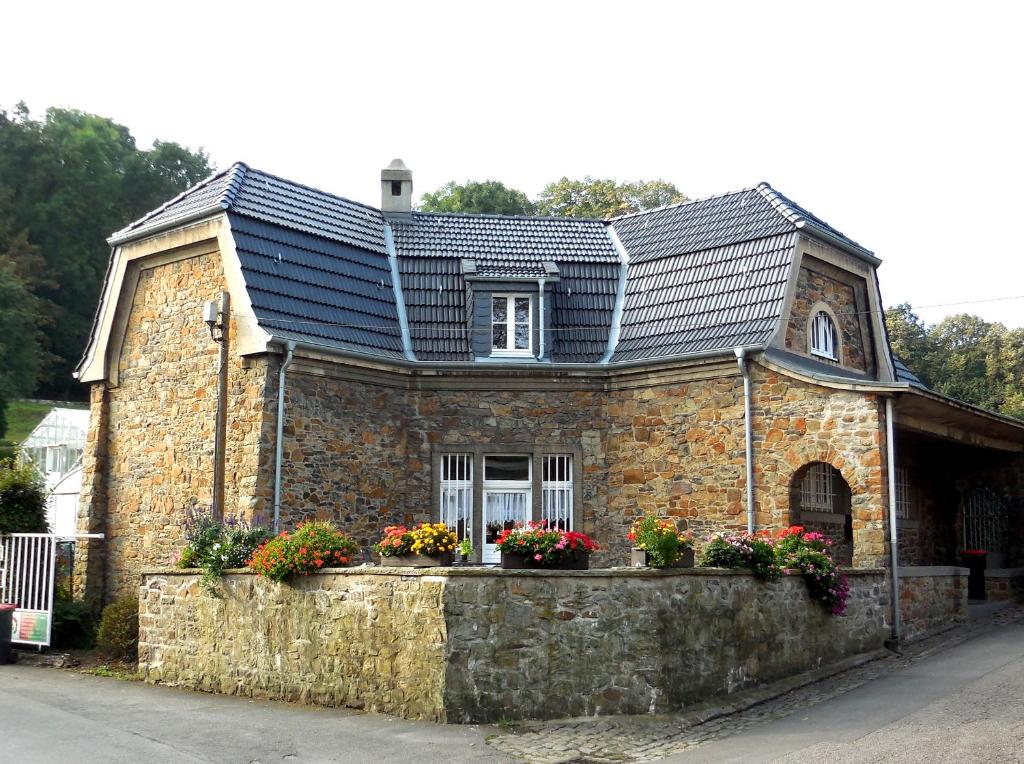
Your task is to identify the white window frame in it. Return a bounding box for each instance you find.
[801,463,838,512]
[491,293,533,357]
[809,308,839,361]
[542,454,573,531]
[439,453,473,542]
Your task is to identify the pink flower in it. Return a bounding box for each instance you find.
[534,554,542,561]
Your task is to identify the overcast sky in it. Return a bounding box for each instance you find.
[5,1,1022,328]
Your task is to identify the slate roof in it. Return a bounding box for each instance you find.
[393,213,620,362]
[103,165,878,368]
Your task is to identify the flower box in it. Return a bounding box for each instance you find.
[630,547,694,568]
[383,552,453,568]
[501,551,590,570]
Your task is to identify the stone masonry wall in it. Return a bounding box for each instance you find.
[139,568,889,723]
[81,252,276,599]
[898,567,968,642]
[273,363,889,569]
[785,264,872,374]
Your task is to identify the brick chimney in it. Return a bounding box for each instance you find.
[381,158,412,218]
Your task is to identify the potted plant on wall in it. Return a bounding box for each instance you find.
[373,523,458,567]
[495,521,599,570]
[628,514,694,569]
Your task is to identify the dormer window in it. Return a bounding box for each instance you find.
[492,294,532,356]
[810,310,837,360]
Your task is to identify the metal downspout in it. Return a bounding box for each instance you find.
[273,341,296,534]
[885,396,902,646]
[735,348,756,534]
[538,277,546,359]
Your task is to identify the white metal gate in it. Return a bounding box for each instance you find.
[0,532,103,648]
[0,534,57,647]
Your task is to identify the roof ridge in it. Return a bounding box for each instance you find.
[411,210,604,223]
[218,162,249,208]
[243,165,384,216]
[754,181,803,227]
[754,182,875,258]
[112,162,241,237]
[606,186,759,222]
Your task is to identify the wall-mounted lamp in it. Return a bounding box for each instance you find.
[203,299,225,343]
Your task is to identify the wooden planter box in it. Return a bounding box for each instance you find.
[501,551,590,570]
[382,552,453,568]
[630,547,694,569]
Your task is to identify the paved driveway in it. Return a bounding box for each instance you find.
[0,666,514,764]
[664,618,1024,763]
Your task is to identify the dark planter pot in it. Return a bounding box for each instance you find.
[382,552,453,568]
[630,547,695,569]
[962,551,988,600]
[500,551,590,570]
[0,604,14,665]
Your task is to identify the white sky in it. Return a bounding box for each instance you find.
[5,1,1023,328]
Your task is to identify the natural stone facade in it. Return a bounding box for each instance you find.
[77,251,276,599]
[785,260,873,374]
[898,566,969,642]
[139,568,890,723]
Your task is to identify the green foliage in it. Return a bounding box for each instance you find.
[697,532,780,579]
[886,304,1024,419]
[0,459,48,533]
[418,180,535,215]
[177,505,269,588]
[52,597,97,650]
[248,521,361,582]
[535,177,687,219]
[629,514,693,568]
[0,103,213,399]
[95,596,139,661]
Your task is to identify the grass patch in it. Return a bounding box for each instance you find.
[81,663,139,681]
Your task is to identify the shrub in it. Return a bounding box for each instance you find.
[374,523,458,558]
[0,459,48,533]
[628,514,693,568]
[175,505,269,587]
[494,521,599,566]
[248,521,360,582]
[51,597,97,650]
[96,596,138,661]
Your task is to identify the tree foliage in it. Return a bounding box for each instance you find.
[0,459,48,533]
[418,176,688,219]
[535,177,687,219]
[0,103,213,399]
[418,180,535,215]
[886,304,1024,419]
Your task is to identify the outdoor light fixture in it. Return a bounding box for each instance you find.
[203,299,224,342]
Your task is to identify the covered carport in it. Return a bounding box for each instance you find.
[892,388,1024,599]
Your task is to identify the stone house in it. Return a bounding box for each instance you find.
[74,160,1024,601]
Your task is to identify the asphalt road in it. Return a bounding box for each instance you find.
[0,665,514,764]
[665,619,1024,763]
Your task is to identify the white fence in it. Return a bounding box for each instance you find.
[0,532,102,648]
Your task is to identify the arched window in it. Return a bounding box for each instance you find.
[810,310,837,360]
[790,461,854,565]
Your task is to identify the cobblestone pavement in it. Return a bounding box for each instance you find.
[486,604,1024,764]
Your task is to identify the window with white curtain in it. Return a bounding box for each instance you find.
[810,310,837,360]
[542,454,573,530]
[491,294,532,355]
[439,453,473,541]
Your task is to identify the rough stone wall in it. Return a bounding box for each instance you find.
[785,265,871,374]
[139,570,447,721]
[270,361,889,569]
[73,383,110,604]
[140,568,889,723]
[984,569,1024,601]
[87,252,274,598]
[898,567,968,642]
[750,367,888,567]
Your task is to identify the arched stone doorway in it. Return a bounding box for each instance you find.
[790,461,854,565]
